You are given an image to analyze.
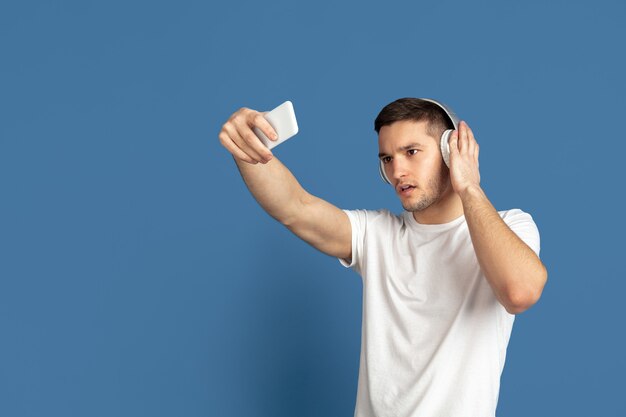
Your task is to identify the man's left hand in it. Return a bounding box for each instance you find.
[449,120,481,195]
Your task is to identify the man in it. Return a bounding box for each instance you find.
[218,97,547,417]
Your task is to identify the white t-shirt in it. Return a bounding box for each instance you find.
[338,208,541,417]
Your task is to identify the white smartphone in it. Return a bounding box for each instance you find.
[253,100,299,150]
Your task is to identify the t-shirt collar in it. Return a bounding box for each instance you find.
[403,210,466,233]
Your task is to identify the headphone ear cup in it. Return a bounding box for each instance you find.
[440,129,453,168]
[379,159,391,184]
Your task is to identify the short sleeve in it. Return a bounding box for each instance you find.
[337,209,368,273]
[502,209,541,257]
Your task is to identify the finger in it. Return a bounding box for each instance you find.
[225,125,262,163]
[233,119,274,163]
[219,131,258,164]
[224,122,266,162]
[459,121,468,154]
[449,130,459,155]
[252,112,279,141]
[466,124,476,156]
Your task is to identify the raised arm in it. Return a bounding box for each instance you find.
[218,107,352,262]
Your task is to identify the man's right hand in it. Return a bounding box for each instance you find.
[218,107,278,165]
[220,106,352,263]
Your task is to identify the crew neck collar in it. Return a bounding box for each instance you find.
[403,210,466,232]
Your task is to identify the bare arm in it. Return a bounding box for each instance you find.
[232,155,308,226]
[460,185,548,314]
[219,107,351,261]
[448,121,547,315]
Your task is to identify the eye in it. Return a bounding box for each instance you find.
[381,156,392,164]
[407,149,419,156]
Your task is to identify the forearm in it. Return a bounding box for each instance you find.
[233,155,307,224]
[459,185,547,313]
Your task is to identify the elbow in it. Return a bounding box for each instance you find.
[280,195,311,226]
[504,266,548,315]
[280,190,311,227]
[504,294,536,315]
[504,291,539,315]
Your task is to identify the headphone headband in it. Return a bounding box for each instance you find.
[419,98,460,130]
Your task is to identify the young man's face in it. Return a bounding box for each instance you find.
[378,119,450,212]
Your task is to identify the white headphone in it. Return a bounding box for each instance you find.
[378,98,460,184]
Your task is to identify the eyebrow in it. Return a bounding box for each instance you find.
[378,142,425,158]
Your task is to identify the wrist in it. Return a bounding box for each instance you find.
[459,184,484,202]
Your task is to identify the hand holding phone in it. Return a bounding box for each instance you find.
[218,100,298,164]
[253,101,299,150]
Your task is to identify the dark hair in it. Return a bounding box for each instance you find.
[374,97,454,140]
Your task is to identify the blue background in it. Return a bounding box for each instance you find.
[1,0,624,416]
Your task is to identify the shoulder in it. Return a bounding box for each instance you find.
[341,208,403,228]
[498,208,541,255]
[342,208,400,220]
[498,208,537,225]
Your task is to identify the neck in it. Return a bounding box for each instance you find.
[412,181,464,225]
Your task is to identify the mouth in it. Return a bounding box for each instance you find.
[397,184,416,196]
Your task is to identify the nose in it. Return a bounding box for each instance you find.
[389,157,409,182]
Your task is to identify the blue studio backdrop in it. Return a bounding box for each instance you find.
[1,1,624,416]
